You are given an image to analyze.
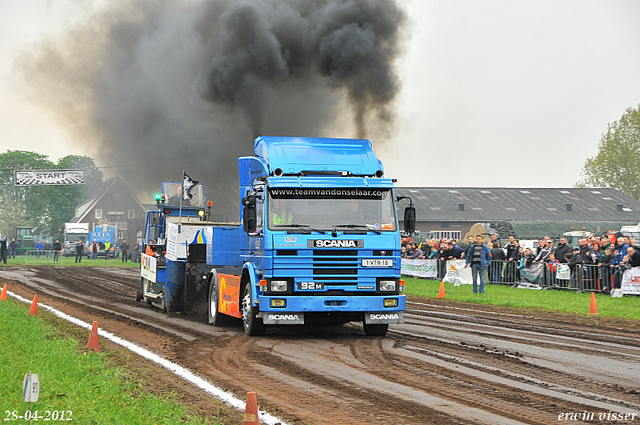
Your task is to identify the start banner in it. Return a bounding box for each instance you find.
[401,258,437,278]
[622,267,640,295]
[14,169,85,186]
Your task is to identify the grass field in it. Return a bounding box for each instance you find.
[0,298,222,424]
[1,255,139,268]
[404,277,640,321]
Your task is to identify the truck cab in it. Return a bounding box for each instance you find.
[233,137,409,336]
[63,223,89,256]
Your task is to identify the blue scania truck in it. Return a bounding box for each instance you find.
[137,136,413,336]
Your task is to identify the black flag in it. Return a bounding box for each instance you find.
[182,173,198,201]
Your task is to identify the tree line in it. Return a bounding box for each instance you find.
[576,104,640,201]
[0,151,103,241]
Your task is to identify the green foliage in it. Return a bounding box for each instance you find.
[576,105,640,200]
[490,221,516,239]
[0,151,103,240]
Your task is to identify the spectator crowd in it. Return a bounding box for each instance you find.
[402,233,640,292]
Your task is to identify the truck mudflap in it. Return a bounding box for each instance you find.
[262,312,305,325]
[364,311,404,324]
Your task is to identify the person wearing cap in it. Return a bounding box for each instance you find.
[567,247,583,289]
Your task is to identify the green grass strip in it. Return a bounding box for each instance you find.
[404,277,640,321]
[0,298,215,424]
[1,256,139,268]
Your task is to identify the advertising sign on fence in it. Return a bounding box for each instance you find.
[556,264,571,280]
[442,260,472,285]
[622,267,640,295]
[401,258,437,278]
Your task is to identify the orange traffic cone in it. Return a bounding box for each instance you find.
[436,281,445,299]
[0,284,7,300]
[589,292,599,315]
[28,295,38,317]
[243,392,260,425]
[87,321,100,352]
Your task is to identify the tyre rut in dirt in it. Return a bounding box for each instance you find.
[241,283,265,336]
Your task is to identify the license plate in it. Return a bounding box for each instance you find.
[362,259,393,267]
[298,282,324,290]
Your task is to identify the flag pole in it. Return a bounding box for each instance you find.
[179,170,184,227]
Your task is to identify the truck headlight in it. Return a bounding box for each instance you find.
[379,280,397,292]
[270,280,288,292]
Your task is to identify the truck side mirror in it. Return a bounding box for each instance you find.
[404,206,416,234]
[242,195,256,207]
[243,206,257,234]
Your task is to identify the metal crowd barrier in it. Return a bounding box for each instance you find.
[487,260,520,285]
[487,260,611,293]
[25,250,63,265]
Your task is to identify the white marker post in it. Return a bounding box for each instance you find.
[23,372,40,422]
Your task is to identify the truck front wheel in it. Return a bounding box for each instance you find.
[363,323,389,337]
[241,284,265,336]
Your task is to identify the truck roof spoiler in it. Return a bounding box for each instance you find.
[254,136,384,178]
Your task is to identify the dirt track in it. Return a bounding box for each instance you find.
[2,265,640,425]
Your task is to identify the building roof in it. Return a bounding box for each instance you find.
[395,187,640,222]
[70,177,147,223]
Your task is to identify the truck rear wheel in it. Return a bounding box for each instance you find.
[242,284,265,336]
[207,273,227,326]
[363,323,389,337]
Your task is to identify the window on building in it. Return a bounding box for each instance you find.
[95,209,102,219]
[128,209,135,219]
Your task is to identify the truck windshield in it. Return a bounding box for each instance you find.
[66,234,87,243]
[267,188,396,232]
[17,228,31,237]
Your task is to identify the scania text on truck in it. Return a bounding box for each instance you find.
[136,136,413,337]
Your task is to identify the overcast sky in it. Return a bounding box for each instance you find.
[1,0,639,190]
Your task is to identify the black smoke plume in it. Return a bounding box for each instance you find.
[18,0,406,217]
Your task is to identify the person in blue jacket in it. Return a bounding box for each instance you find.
[611,238,629,289]
[465,235,492,294]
